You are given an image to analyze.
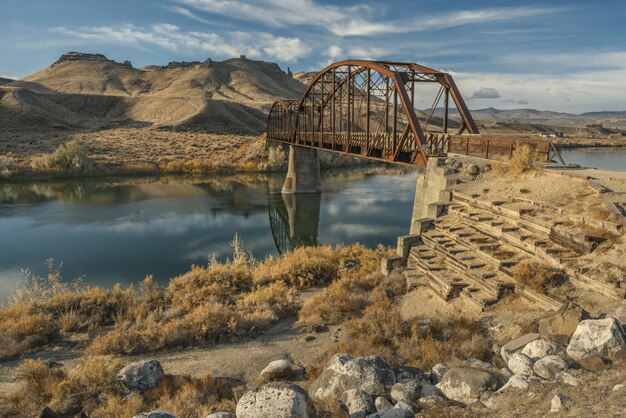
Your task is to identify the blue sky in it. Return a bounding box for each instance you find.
[1,0,625,112]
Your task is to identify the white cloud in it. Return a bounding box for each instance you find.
[51,24,308,62]
[452,67,626,112]
[178,1,563,37]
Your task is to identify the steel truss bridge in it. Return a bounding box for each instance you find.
[267,60,564,166]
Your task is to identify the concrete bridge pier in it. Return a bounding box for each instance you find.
[383,157,457,274]
[281,145,321,194]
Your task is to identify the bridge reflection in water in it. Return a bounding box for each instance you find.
[268,192,321,254]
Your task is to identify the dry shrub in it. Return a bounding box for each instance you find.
[0,356,121,417]
[143,374,236,418]
[513,260,566,292]
[0,304,58,359]
[253,246,340,287]
[257,145,287,171]
[323,298,489,370]
[0,155,16,178]
[30,140,93,174]
[239,281,299,318]
[1,359,236,418]
[298,266,403,328]
[169,264,252,310]
[491,144,536,176]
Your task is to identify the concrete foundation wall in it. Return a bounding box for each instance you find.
[410,158,455,234]
[282,145,321,194]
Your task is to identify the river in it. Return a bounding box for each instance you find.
[0,168,417,297]
[559,146,626,171]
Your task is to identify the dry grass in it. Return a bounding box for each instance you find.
[491,144,536,176]
[0,357,236,418]
[513,260,567,292]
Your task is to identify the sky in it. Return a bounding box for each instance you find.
[1,0,625,113]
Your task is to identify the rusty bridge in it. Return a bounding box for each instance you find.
[267,60,564,167]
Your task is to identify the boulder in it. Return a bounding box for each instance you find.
[438,366,499,404]
[522,339,565,361]
[507,353,535,376]
[566,318,626,362]
[393,401,415,413]
[420,383,442,398]
[430,363,448,384]
[394,366,427,384]
[205,414,235,418]
[310,355,395,402]
[365,409,413,418]
[117,360,164,392]
[538,302,590,345]
[501,333,540,363]
[259,359,297,382]
[607,301,626,327]
[390,380,420,403]
[341,389,374,418]
[374,397,393,412]
[236,382,317,418]
[533,355,569,379]
[613,383,626,391]
[497,374,541,392]
[133,413,177,418]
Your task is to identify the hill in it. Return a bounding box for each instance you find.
[433,106,626,129]
[0,77,13,86]
[2,52,306,134]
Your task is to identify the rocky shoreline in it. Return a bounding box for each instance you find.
[102,301,625,418]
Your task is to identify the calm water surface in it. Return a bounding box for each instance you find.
[559,146,626,171]
[0,168,418,297]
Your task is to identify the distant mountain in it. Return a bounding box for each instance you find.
[427,106,626,129]
[0,77,13,86]
[1,52,306,134]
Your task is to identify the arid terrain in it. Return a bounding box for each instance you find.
[1,52,624,180]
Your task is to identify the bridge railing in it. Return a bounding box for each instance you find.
[449,136,565,164]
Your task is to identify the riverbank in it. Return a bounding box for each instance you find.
[1,155,625,418]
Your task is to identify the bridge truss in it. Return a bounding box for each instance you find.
[267,60,480,166]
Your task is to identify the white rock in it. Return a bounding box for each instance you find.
[613,383,626,391]
[118,360,164,392]
[438,366,499,404]
[501,333,540,363]
[374,396,393,412]
[430,363,448,384]
[497,374,540,392]
[566,318,626,361]
[507,352,535,376]
[522,339,565,361]
[341,389,374,418]
[550,394,564,413]
[236,382,317,418]
[533,355,568,379]
[259,359,295,382]
[556,372,580,387]
[310,356,396,402]
[390,380,420,403]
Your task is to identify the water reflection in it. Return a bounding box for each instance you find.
[269,193,321,254]
[0,167,416,296]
